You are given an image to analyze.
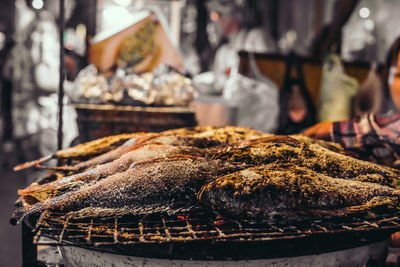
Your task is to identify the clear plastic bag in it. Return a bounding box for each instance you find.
[223,54,279,133]
[77,64,108,103]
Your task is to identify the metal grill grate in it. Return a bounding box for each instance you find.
[31,206,400,259]
[33,206,400,246]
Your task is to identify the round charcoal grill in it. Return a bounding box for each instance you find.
[31,205,400,266]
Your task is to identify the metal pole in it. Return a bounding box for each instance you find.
[58,0,65,150]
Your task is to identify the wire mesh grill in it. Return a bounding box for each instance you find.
[33,206,400,247]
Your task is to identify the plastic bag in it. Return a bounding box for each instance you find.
[77,64,108,103]
[223,57,279,133]
[318,54,358,122]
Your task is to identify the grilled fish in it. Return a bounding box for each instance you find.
[163,126,268,143]
[17,135,337,205]
[64,126,266,172]
[211,135,400,186]
[15,128,266,205]
[12,156,247,223]
[17,135,400,208]
[13,133,143,171]
[50,135,222,176]
[198,162,400,220]
[291,134,345,154]
[18,143,205,204]
[13,129,400,225]
[14,126,266,172]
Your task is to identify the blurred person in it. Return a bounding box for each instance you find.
[194,0,276,94]
[2,0,78,176]
[193,1,278,129]
[302,36,400,168]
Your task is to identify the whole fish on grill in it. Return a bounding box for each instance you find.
[14,126,266,172]
[198,162,400,220]
[48,126,266,175]
[16,135,400,211]
[17,135,342,205]
[12,129,400,225]
[15,128,266,206]
[18,143,205,204]
[211,135,400,187]
[12,156,248,223]
[49,135,221,176]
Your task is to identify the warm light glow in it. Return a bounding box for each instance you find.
[103,6,134,28]
[112,0,132,7]
[76,24,87,40]
[286,30,297,43]
[32,0,44,10]
[210,11,219,21]
[364,19,375,30]
[359,7,370,18]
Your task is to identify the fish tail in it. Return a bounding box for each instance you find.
[13,154,53,171]
[17,186,51,197]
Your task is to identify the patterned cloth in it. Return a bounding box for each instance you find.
[331,113,400,166]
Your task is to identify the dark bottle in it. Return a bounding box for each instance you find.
[277,53,316,134]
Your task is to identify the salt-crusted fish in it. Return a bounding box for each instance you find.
[211,135,400,186]
[13,133,143,171]
[18,143,205,204]
[12,128,400,226]
[198,162,400,220]
[61,126,266,173]
[12,156,247,224]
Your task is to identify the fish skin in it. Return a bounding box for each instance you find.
[18,144,205,202]
[55,135,222,174]
[163,126,268,144]
[13,133,142,171]
[210,135,400,187]
[198,162,400,220]
[51,126,266,174]
[28,156,247,214]
[57,133,160,172]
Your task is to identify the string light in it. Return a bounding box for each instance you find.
[364,19,375,30]
[32,0,44,10]
[359,7,370,19]
[113,0,132,7]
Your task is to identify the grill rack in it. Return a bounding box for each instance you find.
[32,206,400,259]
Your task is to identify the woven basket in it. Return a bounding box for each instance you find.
[74,104,197,142]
